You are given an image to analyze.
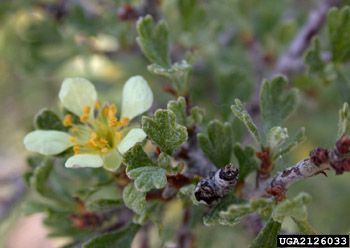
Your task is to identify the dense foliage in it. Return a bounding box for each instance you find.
[2,0,350,247]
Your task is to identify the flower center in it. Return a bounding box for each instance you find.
[63,102,130,155]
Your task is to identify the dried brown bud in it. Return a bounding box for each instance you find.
[331,158,350,175]
[266,185,286,202]
[336,135,350,154]
[310,147,329,166]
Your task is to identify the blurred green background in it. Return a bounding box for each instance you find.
[1,0,350,247]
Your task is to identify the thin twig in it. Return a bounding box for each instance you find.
[176,207,194,248]
[273,0,340,76]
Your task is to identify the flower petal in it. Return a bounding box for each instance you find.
[102,149,121,171]
[24,130,72,155]
[58,78,97,117]
[121,76,153,120]
[117,128,147,154]
[65,154,103,168]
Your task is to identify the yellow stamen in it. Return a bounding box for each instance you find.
[95,100,101,110]
[89,132,99,146]
[87,141,94,148]
[70,127,77,134]
[83,105,91,114]
[103,108,109,117]
[109,104,117,115]
[70,136,77,143]
[109,117,120,128]
[101,148,109,153]
[99,139,108,147]
[115,132,123,141]
[73,144,80,155]
[80,114,89,123]
[63,114,73,126]
[120,117,130,127]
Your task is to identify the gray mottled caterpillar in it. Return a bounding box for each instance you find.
[194,164,239,206]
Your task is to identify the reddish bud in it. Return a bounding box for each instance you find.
[310,147,329,166]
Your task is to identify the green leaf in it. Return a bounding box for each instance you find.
[249,217,282,248]
[198,120,232,168]
[267,126,289,152]
[335,69,350,104]
[148,60,192,95]
[142,109,187,155]
[271,127,306,161]
[233,144,258,181]
[167,96,187,126]
[167,97,204,127]
[133,201,163,236]
[203,194,246,226]
[136,15,171,68]
[34,108,67,131]
[177,184,198,205]
[123,144,167,192]
[231,99,262,146]
[305,37,326,76]
[85,199,123,212]
[220,197,276,220]
[157,152,172,171]
[338,102,350,137]
[292,218,318,235]
[83,223,141,248]
[188,106,205,126]
[30,158,72,208]
[260,76,298,134]
[272,192,312,223]
[122,183,146,215]
[328,7,350,62]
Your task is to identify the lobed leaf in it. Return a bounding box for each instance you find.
[220,197,276,220]
[231,99,262,146]
[122,183,146,215]
[142,109,187,155]
[123,144,167,192]
[148,60,192,95]
[272,192,312,223]
[177,184,198,205]
[233,144,258,181]
[304,37,326,76]
[271,127,306,161]
[198,120,232,168]
[203,194,246,226]
[260,76,298,134]
[136,15,171,68]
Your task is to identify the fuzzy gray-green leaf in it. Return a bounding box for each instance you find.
[148,60,192,95]
[233,144,258,181]
[203,194,246,226]
[142,109,187,155]
[260,76,298,134]
[292,218,318,235]
[250,217,282,248]
[198,120,232,168]
[272,192,312,223]
[220,197,276,220]
[122,183,146,215]
[231,99,262,146]
[123,144,167,192]
[272,127,306,161]
[136,15,171,68]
